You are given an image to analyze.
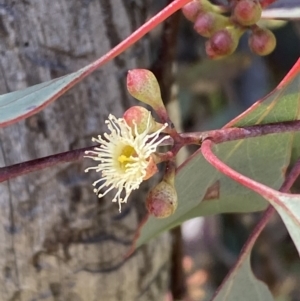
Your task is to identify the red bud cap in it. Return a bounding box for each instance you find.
[182,1,201,22]
[123,106,161,134]
[205,26,244,59]
[146,180,178,218]
[233,0,262,26]
[248,27,276,56]
[127,69,164,111]
[182,0,219,22]
[194,12,230,38]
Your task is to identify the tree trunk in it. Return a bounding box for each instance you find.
[0,1,171,300]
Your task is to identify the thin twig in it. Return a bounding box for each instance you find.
[181,120,300,145]
[0,146,91,183]
[1,120,300,183]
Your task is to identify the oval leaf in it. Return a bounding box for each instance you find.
[0,70,85,127]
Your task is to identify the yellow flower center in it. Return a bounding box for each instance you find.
[118,145,137,171]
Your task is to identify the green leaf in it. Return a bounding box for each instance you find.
[266,193,300,256]
[212,254,274,301]
[133,60,300,249]
[0,70,86,127]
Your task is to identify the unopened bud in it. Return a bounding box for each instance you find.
[182,0,201,22]
[123,106,162,134]
[248,27,276,56]
[205,26,245,59]
[127,69,165,111]
[146,180,178,218]
[233,0,262,26]
[146,160,177,218]
[194,12,230,38]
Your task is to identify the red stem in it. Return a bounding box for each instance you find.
[201,139,300,234]
[278,58,300,89]
[209,150,300,300]
[79,0,191,76]
[201,139,286,200]
[235,157,300,251]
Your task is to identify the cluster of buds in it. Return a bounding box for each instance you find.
[85,69,180,218]
[182,0,276,59]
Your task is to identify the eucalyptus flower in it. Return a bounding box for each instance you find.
[85,114,168,212]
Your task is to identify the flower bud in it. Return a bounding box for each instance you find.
[146,180,178,218]
[248,27,276,56]
[205,26,244,59]
[194,12,230,38]
[127,69,165,111]
[123,106,160,134]
[183,0,220,22]
[233,0,262,26]
[182,0,201,22]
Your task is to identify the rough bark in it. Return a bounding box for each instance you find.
[0,1,171,300]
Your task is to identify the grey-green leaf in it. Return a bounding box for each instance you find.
[212,254,274,301]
